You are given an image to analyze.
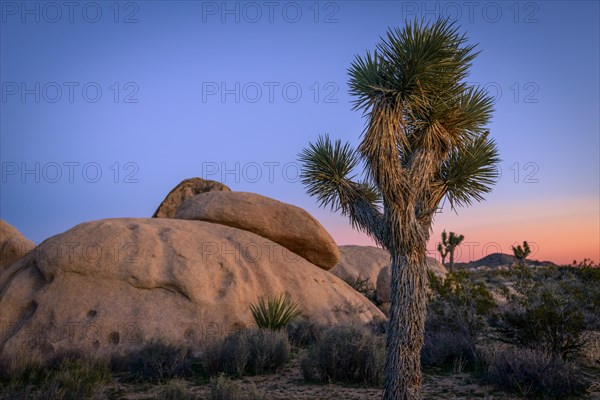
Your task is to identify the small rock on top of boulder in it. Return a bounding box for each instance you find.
[0,220,35,271]
[153,177,231,218]
[175,191,340,270]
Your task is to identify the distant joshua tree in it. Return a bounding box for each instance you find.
[299,19,499,400]
[437,230,464,271]
[512,241,531,267]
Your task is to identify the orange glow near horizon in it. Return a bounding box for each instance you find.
[328,196,599,266]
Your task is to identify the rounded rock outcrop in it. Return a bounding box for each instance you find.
[175,191,340,270]
[0,218,383,360]
[330,245,391,285]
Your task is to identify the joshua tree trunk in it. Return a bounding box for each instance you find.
[384,242,428,400]
[449,251,454,272]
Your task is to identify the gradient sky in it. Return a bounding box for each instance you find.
[1,1,598,265]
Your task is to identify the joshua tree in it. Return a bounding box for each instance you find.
[437,241,448,265]
[437,230,464,271]
[512,241,531,267]
[299,19,499,400]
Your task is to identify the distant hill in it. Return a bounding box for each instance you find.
[454,253,557,269]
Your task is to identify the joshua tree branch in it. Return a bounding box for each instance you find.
[337,181,388,248]
[299,135,388,248]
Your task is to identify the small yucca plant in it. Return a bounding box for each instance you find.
[250,293,302,331]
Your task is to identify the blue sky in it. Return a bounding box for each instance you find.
[1,1,599,264]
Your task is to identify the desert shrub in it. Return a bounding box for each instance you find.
[427,270,496,335]
[555,266,600,330]
[286,319,323,347]
[0,353,45,385]
[300,324,385,386]
[421,330,478,371]
[422,271,492,371]
[250,293,302,330]
[157,379,196,400]
[203,332,250,378]
[246,329,290,374]
[496,265,600,333]
[0,384,34,400]
[203,329,290,377]
[1,384,109,400]
[366,319,388,336]
[45,349,85,370]
[345,275,377,304]
[209,373,260,400]
[0,357,111,400]
[498,294,585,358]
[112,341,192,383]
[493,285,588,359]
[477,269,504,286]
[209,374,240,400]
[42,358,110,399]
[483,346,586,398]
[428,270,497,316]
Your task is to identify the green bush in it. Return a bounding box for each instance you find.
[300,324,385,386]
[554,266,600,329]
[202,329,290,377]
[483,346,586,398]
[249,293,302,330]
[493,278,588,359]
[427,270,496,336]
[428,270,496,315]
[422,270,497,371]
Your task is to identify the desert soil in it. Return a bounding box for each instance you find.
[106,350,519,400]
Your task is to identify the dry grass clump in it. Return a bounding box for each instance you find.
[202,328,290,377]
[300,324,385,386]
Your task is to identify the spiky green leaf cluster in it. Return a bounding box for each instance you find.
[349,18,494,152]
[440,132,500,208]
[299,134,386,244]
[249,293,302,331]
